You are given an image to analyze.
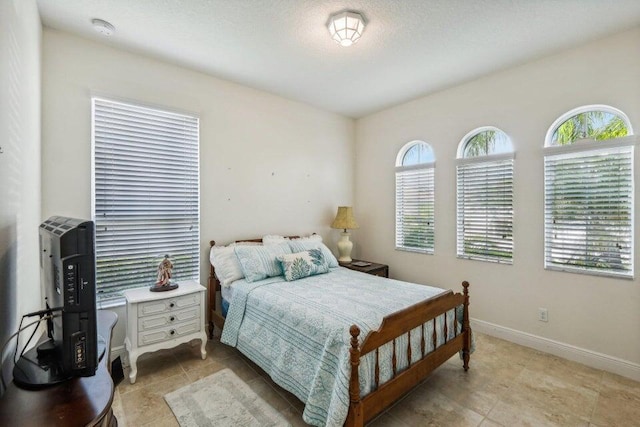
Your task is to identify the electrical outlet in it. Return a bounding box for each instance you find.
[538,308,548,322]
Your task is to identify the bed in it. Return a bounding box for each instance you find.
[208,236,471,427]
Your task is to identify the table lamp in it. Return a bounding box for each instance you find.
[331,206,359,263]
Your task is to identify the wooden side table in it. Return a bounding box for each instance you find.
[0,310,118,427]
[123,280,207,384]
[340,259,389,278]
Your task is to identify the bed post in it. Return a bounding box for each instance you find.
[462,281,471,371]
[208,240,217,339]
[345,325,363,427]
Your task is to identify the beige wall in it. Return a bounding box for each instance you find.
[41,29,355,347]
[0,0,42,384]
[355,28,640,369]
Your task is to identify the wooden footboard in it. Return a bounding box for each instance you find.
[345,281,471,426]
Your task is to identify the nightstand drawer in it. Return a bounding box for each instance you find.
[137,318,201,346]
[138,292,201,317]
[138,306,200,332]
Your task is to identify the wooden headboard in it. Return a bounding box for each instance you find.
[207,236,300,338]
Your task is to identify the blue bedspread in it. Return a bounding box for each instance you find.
[221,267,458,427]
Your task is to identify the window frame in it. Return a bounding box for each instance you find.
[456,127,514,264]
[395,141,436,254]
[91,97,201,306]
[543,105,635,279]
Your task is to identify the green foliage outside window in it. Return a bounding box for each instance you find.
[463,129,511,157]
[400,205,434,250]
[551,111,628,145]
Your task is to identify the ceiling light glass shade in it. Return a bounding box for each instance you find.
[328,11,365,47]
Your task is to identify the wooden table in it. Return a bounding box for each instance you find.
[0,310,118,427]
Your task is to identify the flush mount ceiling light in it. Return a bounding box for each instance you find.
[327,11,366,47]
[92,18,115,36]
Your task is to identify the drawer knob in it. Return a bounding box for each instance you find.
[169,302,175,308]
[170,330,176,336]
[170,316,175,322]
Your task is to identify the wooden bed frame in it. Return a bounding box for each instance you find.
[207,238,471,427]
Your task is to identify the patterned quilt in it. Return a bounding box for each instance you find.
[221,267,460,427]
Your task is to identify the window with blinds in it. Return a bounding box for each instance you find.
[544,146,633,277]
[395,141,435,253]
[544,105,634,278]
[456,128,514,263]
[92,98,200,304]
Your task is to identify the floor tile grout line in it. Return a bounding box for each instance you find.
[381,409,410,426]
[588,370,605,424]
[176,350,191,381]
[484,398,503,427]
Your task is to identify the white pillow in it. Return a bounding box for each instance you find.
[210,246,243,287]
[262,235,290,245]
[235,242,292,282]
[209,241,262,287]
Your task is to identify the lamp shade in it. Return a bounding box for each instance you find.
[327,11,366,47]
[331,206,359,230]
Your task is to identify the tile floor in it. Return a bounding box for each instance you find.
[112,333,640,426]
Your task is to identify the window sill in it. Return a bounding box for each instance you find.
[544,265,634,280]
[395,247,434,255]
[457,255,513,265]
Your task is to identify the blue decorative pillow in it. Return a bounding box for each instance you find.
[234,242,291,282]
[277,249,330,281]
[288,240,339,268]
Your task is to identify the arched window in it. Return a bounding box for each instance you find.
[546,105,632,146]
[395,141,435,253]
[544,105,634,278]
[456,127,514,263]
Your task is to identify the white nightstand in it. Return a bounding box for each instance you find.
[123,280,207,384]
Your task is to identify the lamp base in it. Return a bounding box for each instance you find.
[337,231,353,263]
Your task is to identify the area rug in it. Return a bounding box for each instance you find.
[164,368,291,427]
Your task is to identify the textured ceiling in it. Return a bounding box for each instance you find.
[36,0,640,118]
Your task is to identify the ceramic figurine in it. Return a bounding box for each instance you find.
[150,254,179,292]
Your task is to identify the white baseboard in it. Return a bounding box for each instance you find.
[471,318,640,382]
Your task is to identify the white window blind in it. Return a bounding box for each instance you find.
[395,165,435,253]
[544,145,633,278]
[457,156,513,263]
[92,98,200,303]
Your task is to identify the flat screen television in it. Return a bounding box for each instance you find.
[12,216,98,388]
